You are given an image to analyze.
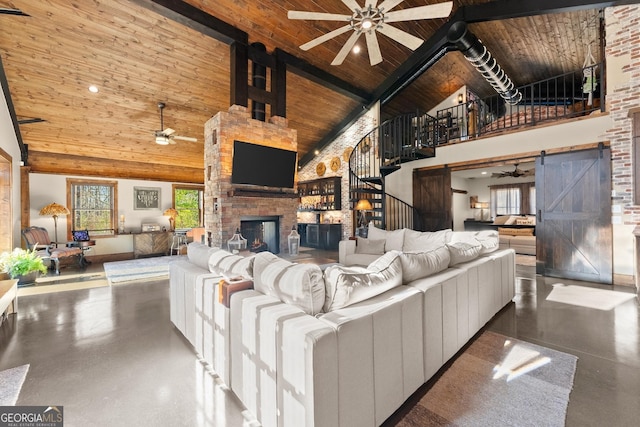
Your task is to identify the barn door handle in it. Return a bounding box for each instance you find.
[537,210,542,221]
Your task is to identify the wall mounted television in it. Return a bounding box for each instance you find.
[231,140,297,189]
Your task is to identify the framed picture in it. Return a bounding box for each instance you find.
[134,187,160,210]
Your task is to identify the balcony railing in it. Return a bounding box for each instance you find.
[433,62,603,144]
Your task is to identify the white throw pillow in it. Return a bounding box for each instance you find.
[323,250,403,311]
[475,230,499,254]
[208,249,254,278]
[355,237,385,255]
[252,252,325,315]
[447,241,482,266]
[399,246,450,284]
[367,224,405,251]
[403,228,451,252]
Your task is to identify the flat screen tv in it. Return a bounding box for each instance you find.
[231,140,297,189]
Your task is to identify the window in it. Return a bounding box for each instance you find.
[173,185,203,229]
[490,182,535,217]
[67,179,117,236]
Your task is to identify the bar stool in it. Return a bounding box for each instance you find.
[171,231,188,256]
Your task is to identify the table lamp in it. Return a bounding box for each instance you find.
[163,208,179,231]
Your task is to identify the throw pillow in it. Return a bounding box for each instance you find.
[447,241,482,266]
[367,224,405,251]
[399,246,450,284]
[475,230,499,254]
[355,237,385,255]
[252,252,325,315]
[403,228,451,252]
[323,250,403,311]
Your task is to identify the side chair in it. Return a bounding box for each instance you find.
[21,226,83,274]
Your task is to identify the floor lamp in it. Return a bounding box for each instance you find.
[39,202,70,246]
[354,199,373,237]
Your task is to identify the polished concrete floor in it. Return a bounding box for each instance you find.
[0,252,638,426]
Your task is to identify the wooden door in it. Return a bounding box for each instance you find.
[0,149,12,252]
[412,167,452,231]
[536,146,612,284]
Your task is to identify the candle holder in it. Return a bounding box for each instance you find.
[119,219,125,234]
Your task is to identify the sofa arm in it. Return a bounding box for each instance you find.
[338,239,356,265]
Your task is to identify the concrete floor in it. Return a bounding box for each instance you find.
[1,252,638,426]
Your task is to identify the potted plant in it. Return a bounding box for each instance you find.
[0,247,48,285]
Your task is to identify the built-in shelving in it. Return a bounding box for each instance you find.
[298,177,341,211]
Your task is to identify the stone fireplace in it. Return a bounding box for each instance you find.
[203,105,298,254]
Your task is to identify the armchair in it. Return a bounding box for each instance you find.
[21,226,82,274]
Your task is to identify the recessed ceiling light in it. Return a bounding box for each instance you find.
[481,171,488,175]
[353,45,361,54]
[314,149,319,155]
[88,85,99,93]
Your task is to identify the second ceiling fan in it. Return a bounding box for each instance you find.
[288,0,453,66]
[154,102,197,145]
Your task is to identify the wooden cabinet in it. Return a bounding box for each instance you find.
[133,231,170,258]
[305,224,342,250]
[298,177,341,211]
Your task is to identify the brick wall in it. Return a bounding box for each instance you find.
[297,107,378,237]
[204,106,298,253]
[605,6,640,225]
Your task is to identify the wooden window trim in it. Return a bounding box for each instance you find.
[66,178,118,240]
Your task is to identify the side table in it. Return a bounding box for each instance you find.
[66,240,96,267]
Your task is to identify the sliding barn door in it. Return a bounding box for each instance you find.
[413,167,452,231]
[536,146,612,284]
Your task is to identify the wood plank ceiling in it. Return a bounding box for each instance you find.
[0,0,605,183]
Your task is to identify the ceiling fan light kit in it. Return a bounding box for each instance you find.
[288,0,453,66]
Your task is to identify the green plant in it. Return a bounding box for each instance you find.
[0,247,48,279]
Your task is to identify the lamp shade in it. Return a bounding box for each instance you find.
[163,208,179,219]
[39,202,70,217]
[354,199,373,211]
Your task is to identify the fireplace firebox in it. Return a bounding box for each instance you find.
[240,216,280,254]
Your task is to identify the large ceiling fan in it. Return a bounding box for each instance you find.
[154,102,197,145]
[492,163,535,178]
[288,0,453,66]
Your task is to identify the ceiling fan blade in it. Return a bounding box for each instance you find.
[0,8,29,16]
[163,128,176,136]
[300,25,352,51]
[365,31,383,66]
[341,0,362,11]
[384,2,453,23]
[376,24,423,50]
[377,0,404,13]
[288,11,350,21]
[173,135,198,143]
[331,31,362,65]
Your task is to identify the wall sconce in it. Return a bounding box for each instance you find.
[458,93,464,104]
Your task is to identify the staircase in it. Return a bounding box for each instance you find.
[349,111,439,232]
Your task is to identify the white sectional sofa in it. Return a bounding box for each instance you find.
[170,225,515,427]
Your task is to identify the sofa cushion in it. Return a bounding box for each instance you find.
[447,241,482,266]
[208,249,254,278]
[323,250,403,312]
[187,242,219,270]
[355,237,385,255]
[403,229,451,252]
[498,227,534,236]
[367,224,405,251]
[252,252,325,315]
[399,246,450,284]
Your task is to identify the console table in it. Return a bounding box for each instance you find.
[133,231,170,258]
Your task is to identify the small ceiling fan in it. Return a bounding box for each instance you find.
[288,0,453,66]
[492,163,535,178]
[154,102,197,145]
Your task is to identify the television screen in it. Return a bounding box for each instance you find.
[231,140,297,189]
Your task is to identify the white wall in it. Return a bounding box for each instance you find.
[29,174,181,256]
[0,84,23,249]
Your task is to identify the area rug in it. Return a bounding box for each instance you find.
[103,255,186,284]
[0,364,29,406]
[391,331,577,427]
[18,278,109,296]
[547,283,636,311]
